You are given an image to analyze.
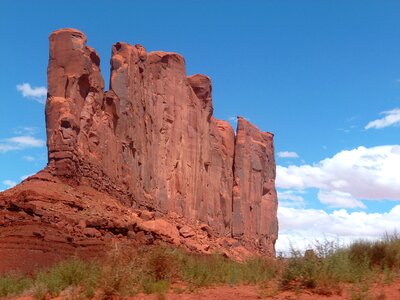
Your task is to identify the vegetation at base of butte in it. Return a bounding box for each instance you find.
[1,234,400,299]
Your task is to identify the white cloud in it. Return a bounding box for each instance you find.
[318,190,366,209]
[227,115,251,126]
[22,155,36,161]
[365,108,400,129]
[276,205,400,253]
[277,151,299,158]
[1,175,34,191]
[227,116,238,126]
[13,127,39,135]
[0,175,33,191]
[7,136,45,147]
[0,144,17,152]
[0,136,46,153]
[278,190,306,208]
[16,83,47,104]
[278,190,305,202]
[277,164,326,190]
[2,180,17,188]
[20,174,33,181]
[276,145,400,201]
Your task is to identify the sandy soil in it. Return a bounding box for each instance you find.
[11,280,400,300]
[130,281,400,300]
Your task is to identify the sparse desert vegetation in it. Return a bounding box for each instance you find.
[1,234,400,299]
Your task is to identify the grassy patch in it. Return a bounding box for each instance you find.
[0,234,399,298]
[0,273,32,297]
[34,257,100,297]
[280,235,400,295]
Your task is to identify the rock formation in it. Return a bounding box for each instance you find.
[0,28,278,273]
[232,118,278,248]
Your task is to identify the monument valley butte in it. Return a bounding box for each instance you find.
[1,29,400,300]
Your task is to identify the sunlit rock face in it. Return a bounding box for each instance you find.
[44,28,278,254]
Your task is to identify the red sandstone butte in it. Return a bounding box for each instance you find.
[0,28,278,273]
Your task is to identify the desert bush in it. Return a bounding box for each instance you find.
[238,257,278,284]
[98,244,141,297]
[280,239,373,293]
[349,240,373,266]
[0,273,32,297]
[313,239,340,258]
[34,257,100,297]
[176,252,229,286]
[349,235,400,270]
[1,235,399,298]
[280,248,319,289]
[142,246,180,281]
[165,247,278,288]
[99,244,177,297]
[142,279,169,294]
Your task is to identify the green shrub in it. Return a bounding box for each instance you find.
[0,273,32,297]
[1,234,399,298]
[349,241,373,266]
[280,249,319,289]
[142,246,179,281]
[142,279,169,294]
[238,257,278,284]
[35,257,100,297]
[177,252,226,286]
[349,236,400,270]
[98,246,140,297]
[280,239,374,293]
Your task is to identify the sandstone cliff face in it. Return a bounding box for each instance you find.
[232,117,278,250]
[45,28,277,253]
[0,28,278,273]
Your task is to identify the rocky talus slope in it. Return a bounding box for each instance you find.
[0,28,278,273]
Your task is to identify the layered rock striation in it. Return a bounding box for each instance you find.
[0,28,278,273]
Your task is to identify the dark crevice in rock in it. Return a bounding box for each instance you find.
[78,74,90,99]
[90,51,100,67]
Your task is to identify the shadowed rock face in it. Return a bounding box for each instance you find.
[0,28,278,273]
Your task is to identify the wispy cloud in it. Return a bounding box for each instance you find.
[365,108,400,130]
[277,151,299,158]
[2,180,17,188]
[346,116,357,122]
[318,190,366,209]
[6,136,45,147]
[13,127,39,135]
[0,175,34,191]
[20,174,33,181]
[278,190,305,202]
[1,175,34,191]
[227,115,251,126]
[16,83,47,104]
[277,190,306,209]
[0,135,46,153]
[22,155,36,161]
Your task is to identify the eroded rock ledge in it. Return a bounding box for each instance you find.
[0,28,278,273]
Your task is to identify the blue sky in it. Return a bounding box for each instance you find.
[1,0,399,252]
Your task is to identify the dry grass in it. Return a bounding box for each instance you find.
[279,234,400,295]
[0,234,399,299]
